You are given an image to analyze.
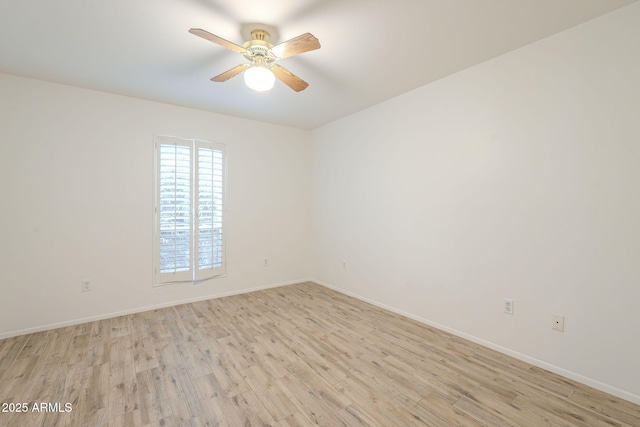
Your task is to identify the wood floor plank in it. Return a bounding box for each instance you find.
[233,389,279,426]
[246,339,291,380]
[208,351,251,398]
[199,395,245,426]
[240,364,298,420]
[133,335,160,373]
[417,392,485,427]
[15,330,53,361]
[512,392,624,427]
[335,376,408,426]
[2,354,41,401]
[568,387,640,424]
[453,395,515,427]
[107,362,138,421]
[0,335,29,380]
[63,333,90,366]
[137,366,174,423]
[162,367,203,424]
[274,411,312,427]
[385,393,454,427]
[109,315,132,339]
[276,373,348,426]
[86,320,111,368]
[130,312,152,340]
[1,282,639,427]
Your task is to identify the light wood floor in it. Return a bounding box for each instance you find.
[1,282,639,426]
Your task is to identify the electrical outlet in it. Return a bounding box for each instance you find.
[552,314,565,332]
[342,261,347,270]
[264,258,269,267]
[81,280,91,292]
[503,298,514,315]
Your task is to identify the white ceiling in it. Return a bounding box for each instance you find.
[0,0,636,129]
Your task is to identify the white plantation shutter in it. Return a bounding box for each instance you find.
[195,141,225,279]
[154,136,226,284]
[157,139,193,281]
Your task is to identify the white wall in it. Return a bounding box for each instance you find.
[0,74,311,338]
[311,3,640,403]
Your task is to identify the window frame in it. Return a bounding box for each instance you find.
[152,135,227,285]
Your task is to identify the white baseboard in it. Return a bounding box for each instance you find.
[312,279,640,406]
[0,278,311,340]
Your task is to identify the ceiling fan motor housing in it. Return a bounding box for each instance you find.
[243,30,277,66]
[250,29,270,42]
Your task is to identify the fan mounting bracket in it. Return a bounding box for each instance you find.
[240,23,279,45]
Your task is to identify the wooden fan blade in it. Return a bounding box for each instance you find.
[189,28,246,54]
[271,64,309,92]
[271,33,320,59]
[211,64,250,82]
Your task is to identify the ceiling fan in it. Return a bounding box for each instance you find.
[189,25,320,92]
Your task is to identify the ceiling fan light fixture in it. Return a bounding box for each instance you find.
[244,66,275,92]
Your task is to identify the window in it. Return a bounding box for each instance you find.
[153,136,226,284]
